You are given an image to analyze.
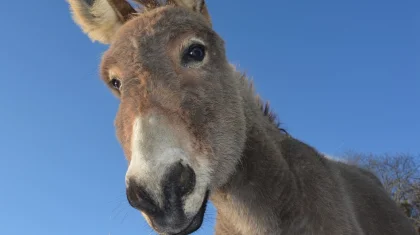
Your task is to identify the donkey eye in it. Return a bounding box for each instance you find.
[110,78,121,90]
[182,44,206,67]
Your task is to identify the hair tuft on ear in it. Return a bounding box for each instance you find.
[68,0,136,44]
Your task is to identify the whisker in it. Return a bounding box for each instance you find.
[109,202,125,220]
[120,211,129,224]
[147,227,157,235]
[111,201,124,213]
[110,204,127,221]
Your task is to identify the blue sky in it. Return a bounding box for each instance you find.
[0,0,418,234]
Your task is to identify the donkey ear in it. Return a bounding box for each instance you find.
[172,0,212,25]
[67,0,136,44]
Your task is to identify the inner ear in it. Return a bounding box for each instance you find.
[108,0,138,22]
[68,0,137,44]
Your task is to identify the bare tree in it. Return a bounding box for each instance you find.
[343,151,420,231]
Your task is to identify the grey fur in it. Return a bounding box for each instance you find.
[67,1,417,234]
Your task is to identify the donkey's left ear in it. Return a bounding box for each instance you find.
[67,0,137,44]
[172,0,212,25]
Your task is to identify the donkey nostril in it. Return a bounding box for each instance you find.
[164,162,196,197]
[179,164,196,196]
[126,181,158,215]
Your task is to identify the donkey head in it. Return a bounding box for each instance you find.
[68,0,246,234]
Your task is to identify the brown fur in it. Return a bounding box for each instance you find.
[67,1,417,234]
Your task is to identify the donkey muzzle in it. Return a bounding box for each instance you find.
[126,162,207,234]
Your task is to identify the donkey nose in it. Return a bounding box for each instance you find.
[126,162,198,234]
[126,181,159,215]
[125,162,196,216]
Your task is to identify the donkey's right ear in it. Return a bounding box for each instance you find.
[67,0,137,44]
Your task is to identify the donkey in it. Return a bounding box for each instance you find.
[67,0,417,234]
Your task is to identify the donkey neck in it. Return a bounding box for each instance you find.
[210,73,303,234]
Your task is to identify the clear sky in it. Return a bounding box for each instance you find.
[0,0,418,234]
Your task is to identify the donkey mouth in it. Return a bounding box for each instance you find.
[170,190,210,235]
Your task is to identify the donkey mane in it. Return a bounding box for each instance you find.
[239,72,288,134]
